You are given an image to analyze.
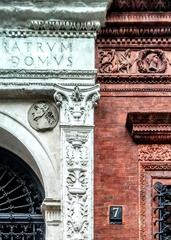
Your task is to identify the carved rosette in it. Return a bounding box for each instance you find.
[54,84,99,240]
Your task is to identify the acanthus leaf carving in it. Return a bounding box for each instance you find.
[99,49,133,74]
[54,84,100,125]
[98,48,171,75]
[63,130,90,240]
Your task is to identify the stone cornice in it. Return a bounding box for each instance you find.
[2,28,98,38]
[0,69,96,80]
[29,20,101,32]
[106,12,171,24]
[0,1,111,29]
[126,112,171,144]
[97,75,171,84]
[108,0,171,12]
[98,26,171,38]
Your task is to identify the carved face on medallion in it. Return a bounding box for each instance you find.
[137,49,168,73]
[28,102,59,131]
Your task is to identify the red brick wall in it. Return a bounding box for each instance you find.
[94,95,171,239]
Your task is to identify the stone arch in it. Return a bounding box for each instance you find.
[0,111,58,200]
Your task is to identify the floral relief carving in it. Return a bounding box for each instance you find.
[54,85,100,125]
[99,49,133,74]
[63,130,91,240]
[98,48,171,75]
[56,84,98,240]
[138,145,171,161]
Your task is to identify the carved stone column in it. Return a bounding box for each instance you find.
[54,84,100,240]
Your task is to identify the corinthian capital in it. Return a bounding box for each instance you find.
[54,84,100,125]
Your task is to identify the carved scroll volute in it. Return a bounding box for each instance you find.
[54,84,100,125]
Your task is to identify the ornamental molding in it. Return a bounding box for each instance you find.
[1,20,101,38]
[106,12,171,24]
[100,86,171,94]
[3,29,96,38]
[97,75,171,84]
[98,26,171,38]
[29,20,100,33]
[0,69,96,80]
[138,145,171,161]
[54,84,100,125]
[109,0,170,12]
[97,37,171,47]
[126,112,171,144]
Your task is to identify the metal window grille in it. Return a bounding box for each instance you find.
[0,148,45,240]
[153,182,171,240]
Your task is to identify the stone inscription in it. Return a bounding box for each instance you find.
[0,37,73,70]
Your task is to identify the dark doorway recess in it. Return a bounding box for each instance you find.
[0,147,45,240]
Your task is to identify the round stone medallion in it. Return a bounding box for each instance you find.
[28,102,59,131]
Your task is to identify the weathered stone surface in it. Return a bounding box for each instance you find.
[0,37,94,70]
[0,0,112,28]
[28,102,59,131]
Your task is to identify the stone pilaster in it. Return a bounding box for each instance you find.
[54,84,100,240]
[42,199,61,240]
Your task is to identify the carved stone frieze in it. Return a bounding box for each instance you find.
[98,49,170,75]
[138,145,171,161]
[54,85,100,125]
[99,49,132,74]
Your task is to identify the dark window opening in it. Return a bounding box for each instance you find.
[0,147,45,240]
[154,182,171,240]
